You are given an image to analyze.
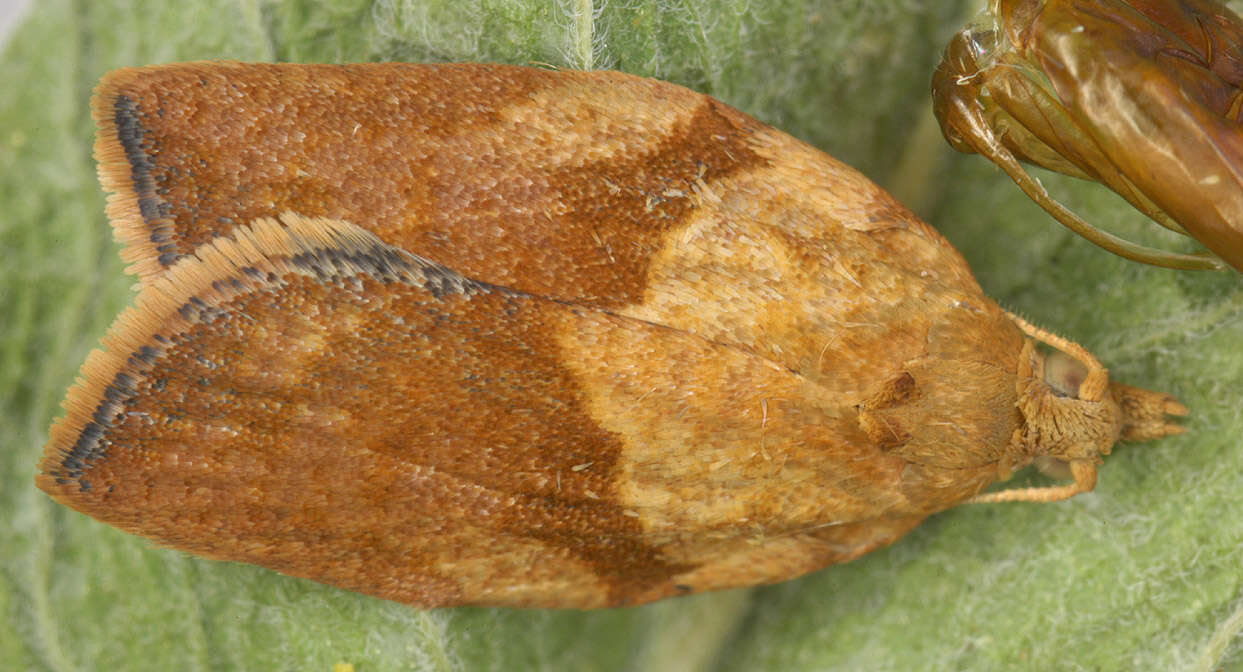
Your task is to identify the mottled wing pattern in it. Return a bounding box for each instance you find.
[41,63,1031,607]
[38,214,924,607]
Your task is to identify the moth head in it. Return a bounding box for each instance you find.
[1024,348,1187,484]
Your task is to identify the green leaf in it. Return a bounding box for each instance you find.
[3,1,1240,670]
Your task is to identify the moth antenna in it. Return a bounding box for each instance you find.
[967,460,1097,504]
[1004,310,1108,401]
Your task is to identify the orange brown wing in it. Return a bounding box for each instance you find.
[44,63,1036,608]
[39,214,943,608]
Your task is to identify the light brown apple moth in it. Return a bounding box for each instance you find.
[38,62,1186,608]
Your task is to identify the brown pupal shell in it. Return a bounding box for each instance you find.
[932,0,1243,271]
[38,62,1186,608]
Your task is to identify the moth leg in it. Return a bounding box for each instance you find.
[939,95,1224,270]
[967,460,1097,504]
[1003,311,1108,402]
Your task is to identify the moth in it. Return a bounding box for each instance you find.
[933,0,1243,272]
[38,62,1187,609]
